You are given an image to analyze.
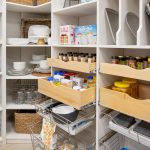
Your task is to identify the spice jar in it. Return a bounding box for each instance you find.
[85,53,88,62]
[73,54,78,61]
[68,54,73,61]
[59,53,63,60]
[88,55,93,63]
[125,56,130,65]
[136,57,144,70]
[143,57,148,69]
[111,56,119,64]
[118,56,126,65]
[92,53,96,62]
[148,57,150,68]
[128,56,136,68]
[63,54,68,62]
[81,55,86,62]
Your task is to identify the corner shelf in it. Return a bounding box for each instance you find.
[6,1,51,13]
[53,0,97,16]
[38,78,96,110]
[100,63,150,81]
[100,86,150,123]
[47,58,96,73]
[6,75,46,80]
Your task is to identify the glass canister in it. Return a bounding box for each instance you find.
[111,56,119,64]
[128,56,136,69]
[136,57,144,70]
[118,56,126,65]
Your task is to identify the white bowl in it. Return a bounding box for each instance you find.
[32,55,45,61]
[7,38,29,45]
[39,60,49,70]
[13,62,26,71]
[28,25,50,37]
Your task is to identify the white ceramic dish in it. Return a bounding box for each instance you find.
[28,25,50,37]
[34,67,50,73]
[32,55,45,61]
[52,104,75,115]
[8,68,32,76]
[105,8,119,44]
[30,60,41,65]
[7,38,29,45]
[126,12,139,38]
[13,62,26,71]
[39,60,49,70]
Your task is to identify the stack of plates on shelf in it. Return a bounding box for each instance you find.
[33,67,50,74]
[7,38,29,45]
[8,68,33,76]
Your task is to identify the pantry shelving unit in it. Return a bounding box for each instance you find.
[0,0,150,149]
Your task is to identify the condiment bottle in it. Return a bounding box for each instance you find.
[88,55,93,63]
[59,53,62,60]
[73,54,78,61]
[128,56,136,68]
[68,54,73,61]
[63,54,68,62]
[81,55,86,62]
[136,57,144,70]
[87,76,95,88]
[111,56,119,64]
[148,57,150,68]
[118,56,126,65]
[143,57,148,69]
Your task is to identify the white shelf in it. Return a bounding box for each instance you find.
[6,95,35,110]
[6,44,51,48]
[7,122,31,144]
[99,45,150,49]
[6,74,46,80]
[6,1,51,13]
[53,0,97,16]
[0,107,2,111]
[53,44,97,48]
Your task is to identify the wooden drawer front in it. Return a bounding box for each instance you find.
[38,79,96,109]
[100,63,150,81]
[47,58,96,73]
[100,87,150,123]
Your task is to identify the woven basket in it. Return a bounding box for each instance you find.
[7,0,50,6]
[15,111,42,134]
[21,18,51,38]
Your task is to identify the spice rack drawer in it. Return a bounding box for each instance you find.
[100,87,150,123]
[47,58,96,73]
[100,63,150,81]
[38,78,96,109]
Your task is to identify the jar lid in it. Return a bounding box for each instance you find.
[88,76,93,80]
[114,82,130,88]
[111,56,118,59]
[48,77,54,81]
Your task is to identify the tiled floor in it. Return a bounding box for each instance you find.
[0,144,33,150]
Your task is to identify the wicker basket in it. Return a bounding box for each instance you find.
[21,18,51,38]
[15,111,42,134]
[7,0,50,6]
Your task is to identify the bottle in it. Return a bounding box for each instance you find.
[87,76,95,88]
[88,55,93,63]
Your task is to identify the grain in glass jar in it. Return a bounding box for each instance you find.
[73,54,78,61]
[63,54,68,62]
[68,54,73,61]
[111,56,119,64]
[59,53,63,60]
[81,54,86,62]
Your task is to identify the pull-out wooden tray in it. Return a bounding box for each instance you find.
[38,78,96,109]
[100,85,150,123]
[100,63,150,81]
[47,58,96,73]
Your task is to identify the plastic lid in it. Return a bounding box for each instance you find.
[54,71,59,75]
[121,148,130,150]
[114,82,130,88]
[47,77,54,81]
[88,76,93,80]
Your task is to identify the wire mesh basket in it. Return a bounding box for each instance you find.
[29,120,96,150]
